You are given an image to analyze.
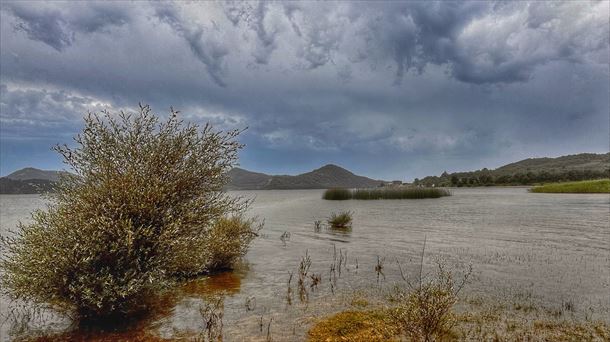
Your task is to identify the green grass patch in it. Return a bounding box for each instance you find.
[530,179,610,193]
[323,187,451,200]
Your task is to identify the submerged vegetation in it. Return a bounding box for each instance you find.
[309,302,610,342]
[0,105,257,322]
[323,187,451,200]
[530,179,610,193]
[307,253,609,342]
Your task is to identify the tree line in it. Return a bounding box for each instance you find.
[413,168,610,187]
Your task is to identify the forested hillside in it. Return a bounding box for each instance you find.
[414,153,609,187]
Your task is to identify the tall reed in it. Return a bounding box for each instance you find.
[322,188,351,200]
[323,187,451,200]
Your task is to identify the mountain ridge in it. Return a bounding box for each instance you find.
[0,164,384,193]
[2,153,608,193]
[226,164,384,190]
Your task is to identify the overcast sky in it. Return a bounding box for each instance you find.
[1,1,608,180]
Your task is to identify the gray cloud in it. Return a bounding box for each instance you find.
[153,4,230,87]
[0,1,608,178]
[0,84,116,139]
[2,1,129,51]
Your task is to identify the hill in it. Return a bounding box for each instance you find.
[226,168,273,189]
[414,152,610,187]
[5,167,65,182]
[227,164,383,190]
[494,153,609,174]
[1,165,383,193]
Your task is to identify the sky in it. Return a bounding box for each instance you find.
[0,1,608,181]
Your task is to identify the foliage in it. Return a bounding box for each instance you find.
[530,179,610,193]
[327,211,352,229]
[323,187,450,200]
[0,105,250,320]
[203,216,260,272]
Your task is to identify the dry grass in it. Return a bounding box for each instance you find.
[308,309,401,342]
[308,305,610,342]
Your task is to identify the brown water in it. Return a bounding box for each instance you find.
[1,188,609,341]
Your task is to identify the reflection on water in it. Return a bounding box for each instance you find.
[1,188,609,341]
[9,270,245,341]
[182,270,243,297]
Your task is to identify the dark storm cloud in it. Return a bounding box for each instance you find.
[3,1,129,51]
[0,1,608,178]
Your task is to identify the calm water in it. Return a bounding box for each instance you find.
[1,188,609,341]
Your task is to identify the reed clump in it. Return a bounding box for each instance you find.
[322,188,351,200]
[323,187,451,200]
[327,211,353,229]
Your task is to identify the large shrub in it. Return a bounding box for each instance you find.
[0,105,254,320]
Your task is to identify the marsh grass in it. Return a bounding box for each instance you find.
[323,187,451,200]
[530,179,610,193]
[322,188,351,200]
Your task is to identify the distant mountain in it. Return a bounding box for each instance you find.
[6,167,65,182]
[227,164,383,190]
[414,152,610,187]
[1,164,382,193]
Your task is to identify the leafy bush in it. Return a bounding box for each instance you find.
[328,211,352,229]
[167,215,260,277]
[0,105,251,320]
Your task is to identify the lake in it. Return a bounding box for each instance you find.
[1,188,609,341]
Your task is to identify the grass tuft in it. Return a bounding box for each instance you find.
[327,211,353,229]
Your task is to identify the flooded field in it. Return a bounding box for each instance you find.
[1,187,609,341]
